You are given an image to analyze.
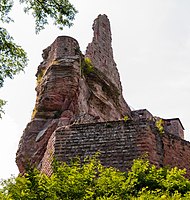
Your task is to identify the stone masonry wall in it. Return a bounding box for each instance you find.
[163,133,190,176]
[41,131,56,176]
[41,120,190,177]
[51,121,148,173]
[86,14,121,91]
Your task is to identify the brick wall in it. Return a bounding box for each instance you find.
[52,120,164,171]
[164,119,184,139]
[41,119,190,176]
[41,131,56,176]
[163,133,190,175]
[54,120,145,171]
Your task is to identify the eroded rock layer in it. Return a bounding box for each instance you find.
[16,14,131,173]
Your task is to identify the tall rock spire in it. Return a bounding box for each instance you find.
[86,14,122,92]
[16,15,131,173]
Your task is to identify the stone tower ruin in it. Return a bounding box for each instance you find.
[16,14,190,176]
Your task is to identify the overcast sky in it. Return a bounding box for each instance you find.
[0,0,190,179]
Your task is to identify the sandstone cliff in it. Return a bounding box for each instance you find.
[16,14,131,173]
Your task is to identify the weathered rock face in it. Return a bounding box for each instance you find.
[86,14,121,91]
[16,14,131,173]
[85,14,130,121]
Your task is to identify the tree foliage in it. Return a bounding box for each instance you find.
[0,0,77,117]
[0,0,13,23]
[19,0,77,33]
[0,27,27,88]
[1,157,190,199]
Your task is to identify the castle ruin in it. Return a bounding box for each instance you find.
[16,14,190,176]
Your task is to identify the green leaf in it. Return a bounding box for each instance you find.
[19,0,78,33]
[0,0,13,23]
[0,99,6,118]
[0,27,28,88]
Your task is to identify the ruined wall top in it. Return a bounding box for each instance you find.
[86,14,122,92]
[50,36,79,59]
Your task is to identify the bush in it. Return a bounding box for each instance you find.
[1,156,190,199]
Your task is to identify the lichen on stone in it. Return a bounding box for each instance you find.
[36,68,46,85]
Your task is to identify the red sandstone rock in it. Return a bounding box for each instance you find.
[86,14,121,92]
[16,15,186,176]
[16,15,131,173]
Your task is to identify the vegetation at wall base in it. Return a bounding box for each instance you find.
[1,156,190,199]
